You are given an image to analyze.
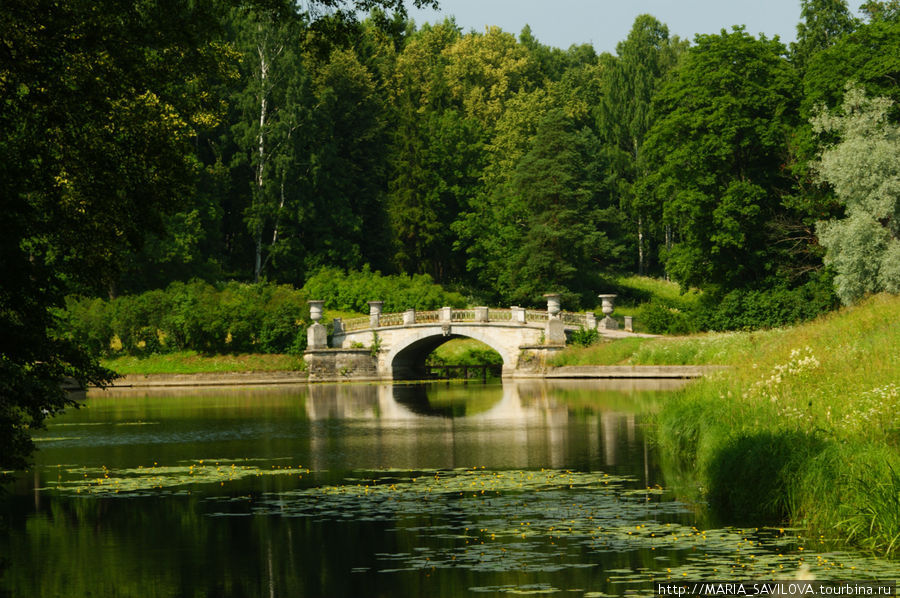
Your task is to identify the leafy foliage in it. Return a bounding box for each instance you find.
[641,303,696,336]
[813,86,900,304]
[61,282,309,357]
[697,276,838,330]
[301,266,466,313]
[0,0,229,472]
[568,327,600,347]
[641,27,800,294]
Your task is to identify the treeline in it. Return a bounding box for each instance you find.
[92,0,899,317]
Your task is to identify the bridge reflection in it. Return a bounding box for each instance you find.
[304,379,685,480]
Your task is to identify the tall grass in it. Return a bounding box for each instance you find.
[654,294,900,555]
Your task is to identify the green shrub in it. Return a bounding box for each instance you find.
[61,281,309,356]
[302,266,466,313]
[698,277,837,331]
[641,302,695,335]
[58,297,112,356]
[568,326,599,347]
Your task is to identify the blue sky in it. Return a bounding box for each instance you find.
[405,0,863,54]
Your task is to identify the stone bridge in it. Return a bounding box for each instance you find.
[304,294,632,381]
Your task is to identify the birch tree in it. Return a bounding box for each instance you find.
[232,7,310,282]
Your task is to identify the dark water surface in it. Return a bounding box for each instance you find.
[1,380,895,597]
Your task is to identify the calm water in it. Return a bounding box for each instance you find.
[1,380,896,597]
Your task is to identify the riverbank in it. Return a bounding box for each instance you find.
[101,351,305,375]
[649,294,899,556]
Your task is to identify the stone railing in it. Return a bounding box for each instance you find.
[525,309,548,323]
[561,312,589,328]
[451,308,475,322]
[338,307,596,332]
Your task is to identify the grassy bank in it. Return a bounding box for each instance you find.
[102,351,306,375]
[650,294,899,555]
[550,328,787,366]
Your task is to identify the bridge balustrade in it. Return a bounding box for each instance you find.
[416,310,441,324]
[379,313,404,327]
[561,312,589,327]
[525,309,549,323]
[451,309,475,321]
[335,307,602,332]
[488,308,513,321]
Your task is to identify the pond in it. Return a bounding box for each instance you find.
[1,380,896,597]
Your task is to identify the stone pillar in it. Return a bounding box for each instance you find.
[543,293,561,319]
[368,301,384,328]
[511,306,526,324]
[586,312,597,329]
[307,323,328,348]
[546,318,566,345]
[332,317,343,336]
[307,300,328,348]
[474,306,489,322]
[598,294,618,330]
[403,308,416,326]
[624,315,633,333]
[440,306,452,322]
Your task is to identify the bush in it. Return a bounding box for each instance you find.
[302,266,466,313]
[698,277,838,331]
[641,302,696,335]
[568,326,599,347]
[57,296,112,356]
[61,281,309,356]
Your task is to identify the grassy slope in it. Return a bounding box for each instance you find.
[605,275,701,333]
[652,294,900,555]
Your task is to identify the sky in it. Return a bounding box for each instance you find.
[404,0,862,54]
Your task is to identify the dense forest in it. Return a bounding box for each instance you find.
[15,0,900,308]
[15,0,899,310]
[2,0,900,468]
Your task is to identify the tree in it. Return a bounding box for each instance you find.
[0,0,437,475]
[802,17,900,113]
[791,0,858,71]
[442,26,540,126]
[299,46,392,274]
[640,27,800,293]
[230,6,311,282]
[813,86,900,303]
[467,110,627,306]
[387,20,483,281]
[0,0,230,473]
[860,0,900,22]
[388,108,487,280]
[597,15,685,275]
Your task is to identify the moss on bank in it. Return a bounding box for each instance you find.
[653,294,899,555]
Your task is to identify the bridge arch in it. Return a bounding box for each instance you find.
[385,328,517,380]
